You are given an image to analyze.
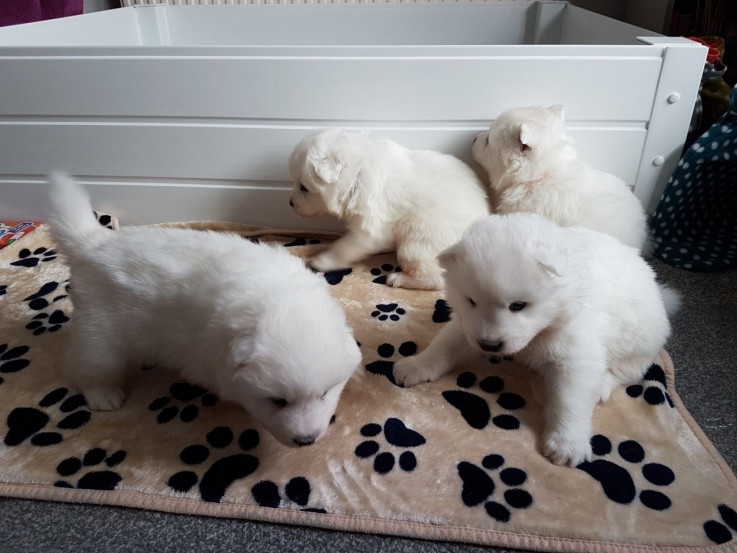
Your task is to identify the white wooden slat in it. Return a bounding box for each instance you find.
[0,57,662,121]
[0,179,342,229]
[0,123,646,184]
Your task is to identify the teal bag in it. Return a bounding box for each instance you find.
[651,85,737,271]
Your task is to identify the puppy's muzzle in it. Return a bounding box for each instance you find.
[293,435,316,447]
[477,340,504,353]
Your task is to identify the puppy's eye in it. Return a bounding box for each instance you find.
[299,184,308,193]
[320,390,328,400]
[270,398,288,408]
[509,301,527,312]
[468,297,477,307]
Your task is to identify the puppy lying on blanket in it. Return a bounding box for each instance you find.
[394,213,679,466]
[471,105,648,251]
[45,172,361,448]
[289,128,490,289]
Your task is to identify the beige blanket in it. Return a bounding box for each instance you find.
[1,221,736,553]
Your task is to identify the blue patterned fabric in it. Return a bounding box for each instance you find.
[651,85,737,271]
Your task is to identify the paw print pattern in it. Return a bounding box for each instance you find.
[9,246,57,268]
[432,299,452,323]
[704,504,737,544]
[576,435,675,511]
[457,453,533,522]
[626,364,675,408]
[284,237,321,248]
[323,268,352,286]
[55,447,127,490]
[251,476,327,513]
[148,382,218,424]
[0,284,7,297]
[365,341,418,386]
[442,371,525,431]
[355,418,426,474]
[370,263,401,285]
[0,343,31,385]
[167,426,260,503]
[4,387,91,447]
[371,303,406,322]
[94,212,116,230]
[23,280,71,336]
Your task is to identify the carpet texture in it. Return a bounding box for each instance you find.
[0,222,736,553]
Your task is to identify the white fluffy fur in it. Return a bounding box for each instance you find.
[394,213,678,466]
[45,172,361,448]
[471,105,648,251]
[289,128,490,289]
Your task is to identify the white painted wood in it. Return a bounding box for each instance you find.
[0,2,706,227]
[634,38,707,212]
[0,123,645,183]
[0,56,662,121]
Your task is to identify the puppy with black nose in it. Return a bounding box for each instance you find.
[45,172,361,448]
[395,213,679,466]
[288,128,490,290]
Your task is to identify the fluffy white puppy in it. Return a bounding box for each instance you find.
[394,213,678,466]
[289,128,490,289]
[471,105,648,251]
[45,172,361,448]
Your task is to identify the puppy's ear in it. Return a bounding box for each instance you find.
[516,122,541,154]
[531,241,568,277]
[438,243,463,270]
[312,156,344,184]
[548,105,566,121]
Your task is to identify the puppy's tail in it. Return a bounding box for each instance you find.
[45,171,109,254]
[658,284,682,318]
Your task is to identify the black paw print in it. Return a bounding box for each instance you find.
[0,342,31,385]
[252,476,326,513]
[626,364,674,408]
[23,280,71,336]
[4,387,91,447]
[432,299,452,323]
[365,341,417,386]
[94,211,116,230]
[323,268,352,286]
[55,447,127,490]
[458,453,533,522]
[576,435,675,511]
[371,303,406,322]
[442,371,525,431]
[355,418,426,474]
[704,504,737,544]
[10,246,57,268]
[148,382,218,424]
[167,426,260,503]
[284,237,321,248]
[0,284,7,297]
[370,263,401,285]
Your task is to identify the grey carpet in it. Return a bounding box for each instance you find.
[2,259,735,553]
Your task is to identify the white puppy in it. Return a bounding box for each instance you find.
[471,105,648,251]
[394,213,678,466]
[45,172,361,448]
[289,128,490,289]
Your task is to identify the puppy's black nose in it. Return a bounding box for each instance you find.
[294,435,316,447]
[289,199,294,208]
[478,340,503,353]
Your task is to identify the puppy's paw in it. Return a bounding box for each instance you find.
[84,387,126,411]
[542,431,593,467]
[308,252,343,273]
[386,271,443,291]
[393,357,437,388]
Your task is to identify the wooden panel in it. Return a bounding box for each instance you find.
[0,123,646,184]
[0,178,342,229]
[0,56,662,121]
